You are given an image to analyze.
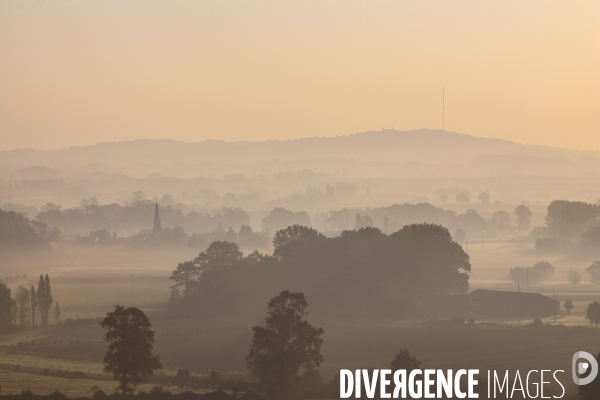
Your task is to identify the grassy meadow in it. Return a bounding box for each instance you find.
[2,240,600,398]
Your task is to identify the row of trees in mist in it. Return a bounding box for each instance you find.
[98,290,428,399]
[509,260,600,286]
[167,223,471,318]
[30,197,534,243]
[532,200,600,254]
[0,274,60,333]
[36,199,250,237]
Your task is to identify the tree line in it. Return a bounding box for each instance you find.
[35,200,250,237]
[0,209,59,251]
[168,223,471,318]
[0,274,60,332]
[99,290,428,399]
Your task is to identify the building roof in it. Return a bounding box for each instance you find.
[468,289,557,304]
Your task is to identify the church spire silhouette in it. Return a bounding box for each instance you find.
[153,200,161,234]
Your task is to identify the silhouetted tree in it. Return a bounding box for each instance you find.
[456,192,469,203]
[510,261,554,285]
[457,209,488,234]
[37,274,53,327]
[169,261,199,297]
[390,348,422,373]
[225,227,238,243]
[194,240,243,270]
[514,205,532,231]
[0,283,13,331]
[355,214,374,230]
[239,224,265,249]
[564,300,574,315]
[390,224,471,294]
[582,227,600,248]
[531,261,554,281]
[170,223,471,317]
[440,194,449,204]
[567,269,582,285]
[546,200,598,238]
[15,286,30,327]
[30,285,37,328]
[478,191,490,204]
[273,225,324,260]
[100,305,162,394]
[246,291,324,399]
[586,261,600,284]
[585,301,600,328]
[263,208,311,233]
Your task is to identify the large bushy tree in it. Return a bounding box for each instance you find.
[546,200,598,238]
[247,291,324,399]
[514,205,532,231]
[585,301,600,328]
[100,305,162,394]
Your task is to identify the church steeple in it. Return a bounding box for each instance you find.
[153,200,162,234]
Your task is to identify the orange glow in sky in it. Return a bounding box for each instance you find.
[1,0,599,151]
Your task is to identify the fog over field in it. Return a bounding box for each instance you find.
[3,128,600,399]
[4,129,600,214]
[2,1,600,399]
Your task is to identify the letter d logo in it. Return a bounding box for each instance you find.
[573,351,598,385]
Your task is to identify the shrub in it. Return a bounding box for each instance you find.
[92,388,107,400]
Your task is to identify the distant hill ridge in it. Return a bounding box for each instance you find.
[1,129,592,168]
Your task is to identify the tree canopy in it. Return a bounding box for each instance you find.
[246,290,324,398]
[169,223,471,318]
[509,261,555,286]
[586,301,600,328]
[546,200,599,238]
[0,210,54,250]
[100,305,162,394]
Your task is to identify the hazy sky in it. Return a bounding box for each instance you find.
[1,1,599,151]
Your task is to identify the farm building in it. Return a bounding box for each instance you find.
[468,289,559,317]
[420,294,473,317]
